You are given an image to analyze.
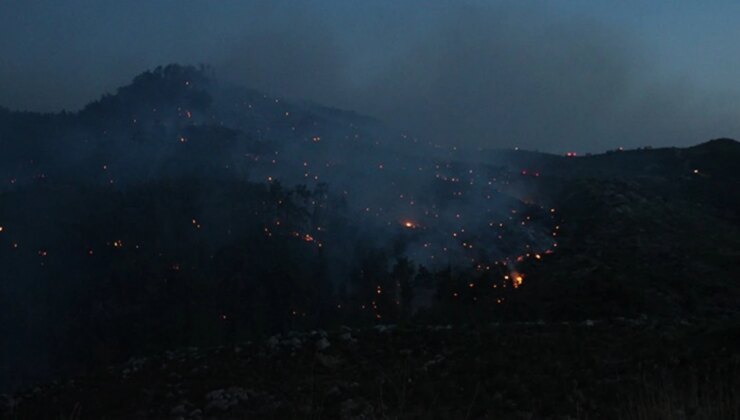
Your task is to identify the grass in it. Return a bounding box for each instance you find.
[4,320,739,419]
[622,362,739,420]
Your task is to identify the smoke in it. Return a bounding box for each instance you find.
[204,2,740,152]
[1,1,740,151]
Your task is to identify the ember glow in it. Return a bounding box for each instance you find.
[512,272,524,288]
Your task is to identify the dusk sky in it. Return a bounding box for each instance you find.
[2,1,739,152]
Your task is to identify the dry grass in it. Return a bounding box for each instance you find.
[621,363,739,420]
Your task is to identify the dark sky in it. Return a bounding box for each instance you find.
[1,1,739,152]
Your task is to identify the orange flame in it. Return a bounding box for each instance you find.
[511,272,524,288]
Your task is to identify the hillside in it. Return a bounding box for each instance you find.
[0,65,739,418]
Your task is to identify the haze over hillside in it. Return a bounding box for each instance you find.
[3,2,740,417]
[0,65,740,419]
[3,2,740,152]
[1,67,739,404]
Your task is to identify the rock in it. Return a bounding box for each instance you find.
[374,325,390,333]
[170,404,187,415]
[326,385,343,398]
[284,337,302,349]
[316,337,331,351]
[316,353,341,369]
[422,354,446,371]
[340,398,374,419]
[266,335,280,350]
[205,386,251,413]
[0,394,19,411]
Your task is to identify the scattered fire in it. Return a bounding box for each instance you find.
[511,272,524,288]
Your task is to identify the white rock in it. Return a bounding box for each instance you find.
[316,337,331,351]
[266,335,280,349]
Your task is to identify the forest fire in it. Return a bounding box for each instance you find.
[2,53,737,419]
[303,234,315,242]
[511,272,524,288]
